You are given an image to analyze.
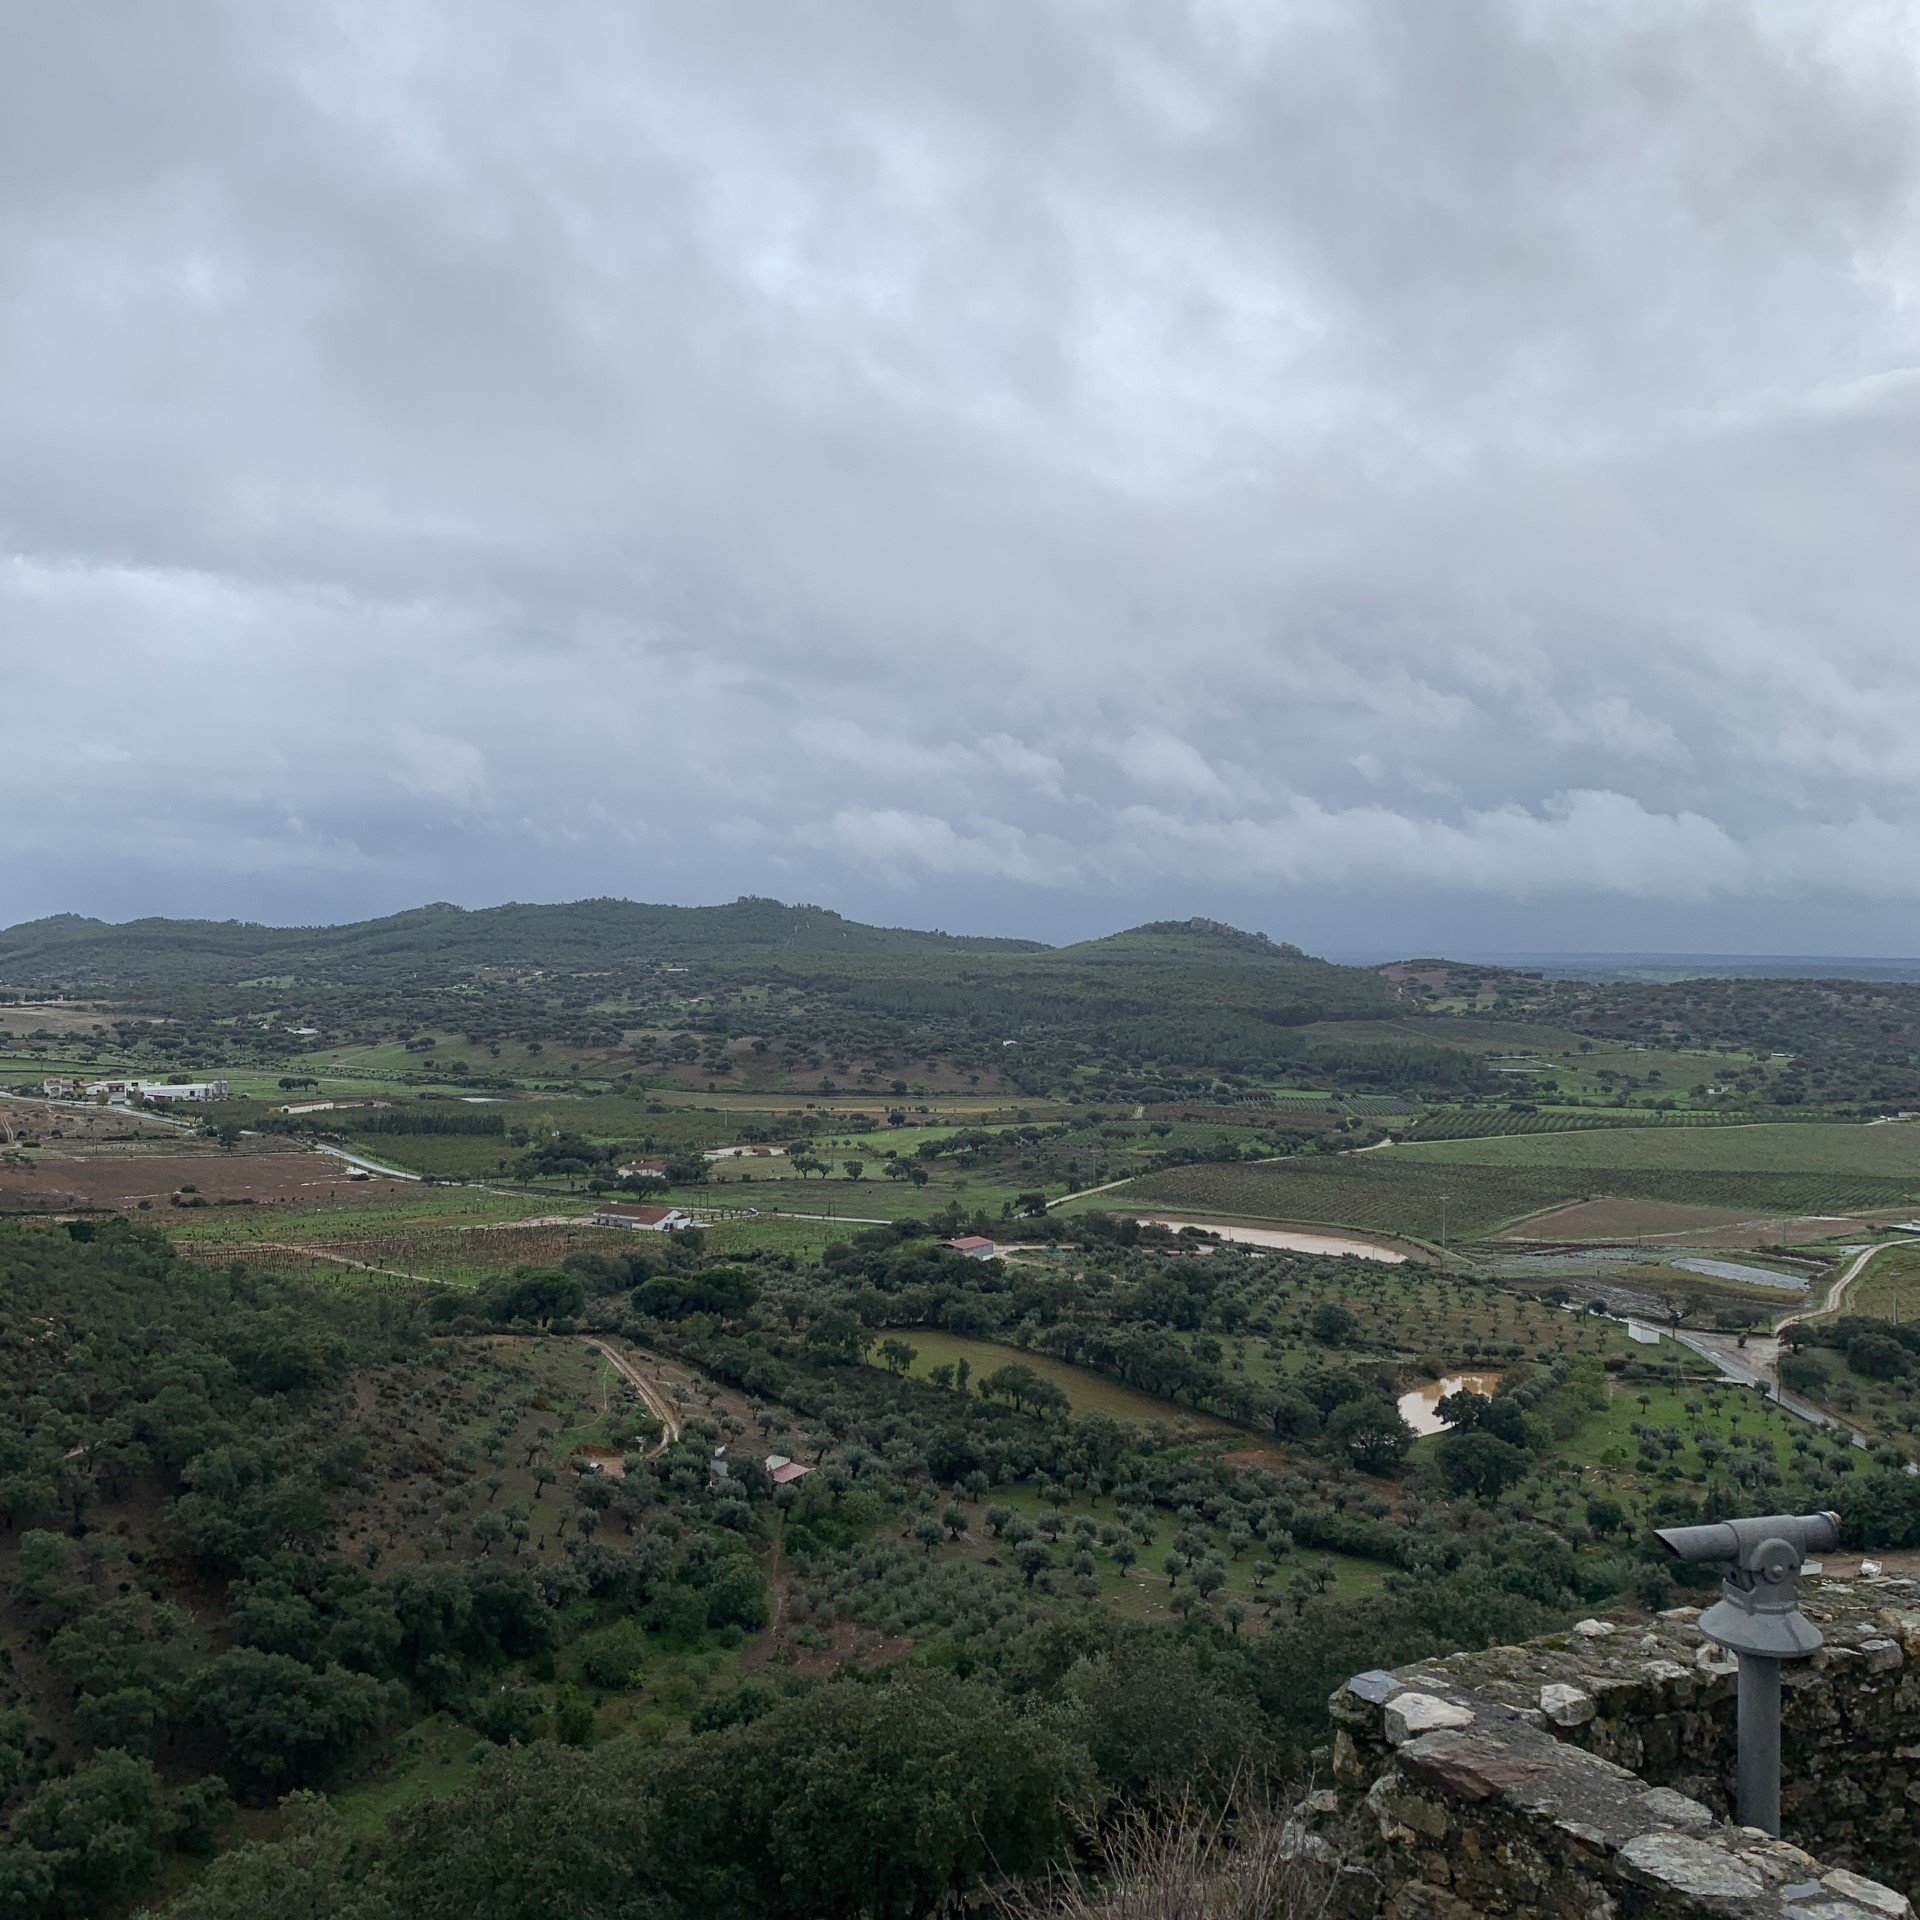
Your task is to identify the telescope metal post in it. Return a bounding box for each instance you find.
[1652,1511,1840,1843]
[1735,1652,1782,1835]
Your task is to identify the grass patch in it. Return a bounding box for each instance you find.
[892,1331,1240,1434]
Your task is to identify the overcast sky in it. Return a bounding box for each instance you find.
[5,2,1919,955]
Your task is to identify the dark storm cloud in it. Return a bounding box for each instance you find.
[4,1,1918,946]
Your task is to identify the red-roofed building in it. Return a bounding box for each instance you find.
[764,1454,813,1487]
[944,1235,998,1261]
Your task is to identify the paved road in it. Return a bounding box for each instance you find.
[307,1141,423,1182]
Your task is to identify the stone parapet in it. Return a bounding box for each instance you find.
[1309,1576,1920,1919]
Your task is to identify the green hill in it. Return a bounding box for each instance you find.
[1051,918,1312,966]
[0,897,1042,988]
[0,898,1495,1092]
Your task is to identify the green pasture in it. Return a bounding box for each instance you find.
[891,1330,1240,1433]
[697,1214,877,1259]
[1555,1374,1807,1481]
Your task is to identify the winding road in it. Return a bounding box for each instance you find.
[1777,1238,1903,1332]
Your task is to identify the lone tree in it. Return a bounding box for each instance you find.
[1324,1398,1414,1476]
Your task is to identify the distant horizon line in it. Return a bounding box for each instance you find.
[6,900,1920,972]
[1325,949,1920,973]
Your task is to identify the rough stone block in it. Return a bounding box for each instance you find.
[1386,1693,1476,1745]
[1541,1683,1597,1727]
[1617,1831,1764,1901]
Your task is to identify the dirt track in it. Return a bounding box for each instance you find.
[1777,1239,1900,1331]
[583,1339,682,1450]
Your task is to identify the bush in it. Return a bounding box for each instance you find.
[577,1619,650,1691]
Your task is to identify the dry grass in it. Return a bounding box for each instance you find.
[994,1789,1342,1920]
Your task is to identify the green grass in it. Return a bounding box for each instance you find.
[697,1215,876,1259]
[891,1331,1240,1433]
[1397,1122,1920,1176]
[1556,1374,1805,1480]
[330,1713,479,1836]
[1843,1241,1920,1322]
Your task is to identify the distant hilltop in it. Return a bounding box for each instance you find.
[0,896,1350,992]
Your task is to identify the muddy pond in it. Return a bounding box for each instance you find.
[1396,1371,1503,1437]
[1134,1216,1409,1263]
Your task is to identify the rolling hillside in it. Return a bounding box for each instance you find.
[0,897,1043,987]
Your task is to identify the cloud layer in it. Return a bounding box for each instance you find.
[5,2,1919,950]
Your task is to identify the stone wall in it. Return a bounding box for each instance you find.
[1306,1575,1920,1920]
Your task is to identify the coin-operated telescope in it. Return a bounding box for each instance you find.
[1654,1511,1841,1835]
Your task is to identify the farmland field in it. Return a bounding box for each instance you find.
[1116,1150,1920,1244]
[1495,1196,1879,1246]
[0,1137,417,1214]
[1397,1121,1920,1176]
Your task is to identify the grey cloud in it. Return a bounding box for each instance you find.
[3,1,1919,950]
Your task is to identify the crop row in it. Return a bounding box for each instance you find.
[1406,1106,1731,1141]
[1125,1155,1920,1243]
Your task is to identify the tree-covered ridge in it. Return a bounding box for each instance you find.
[0,898,1045,988]
[1,898,1440,1100]
[0,906,1337,990]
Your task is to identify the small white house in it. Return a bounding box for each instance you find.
[592,1201,695,1233]
[135,1080,232,1104]
[944,1235,998,1262]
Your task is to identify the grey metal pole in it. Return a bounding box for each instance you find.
[1735,1652,1782,1834]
